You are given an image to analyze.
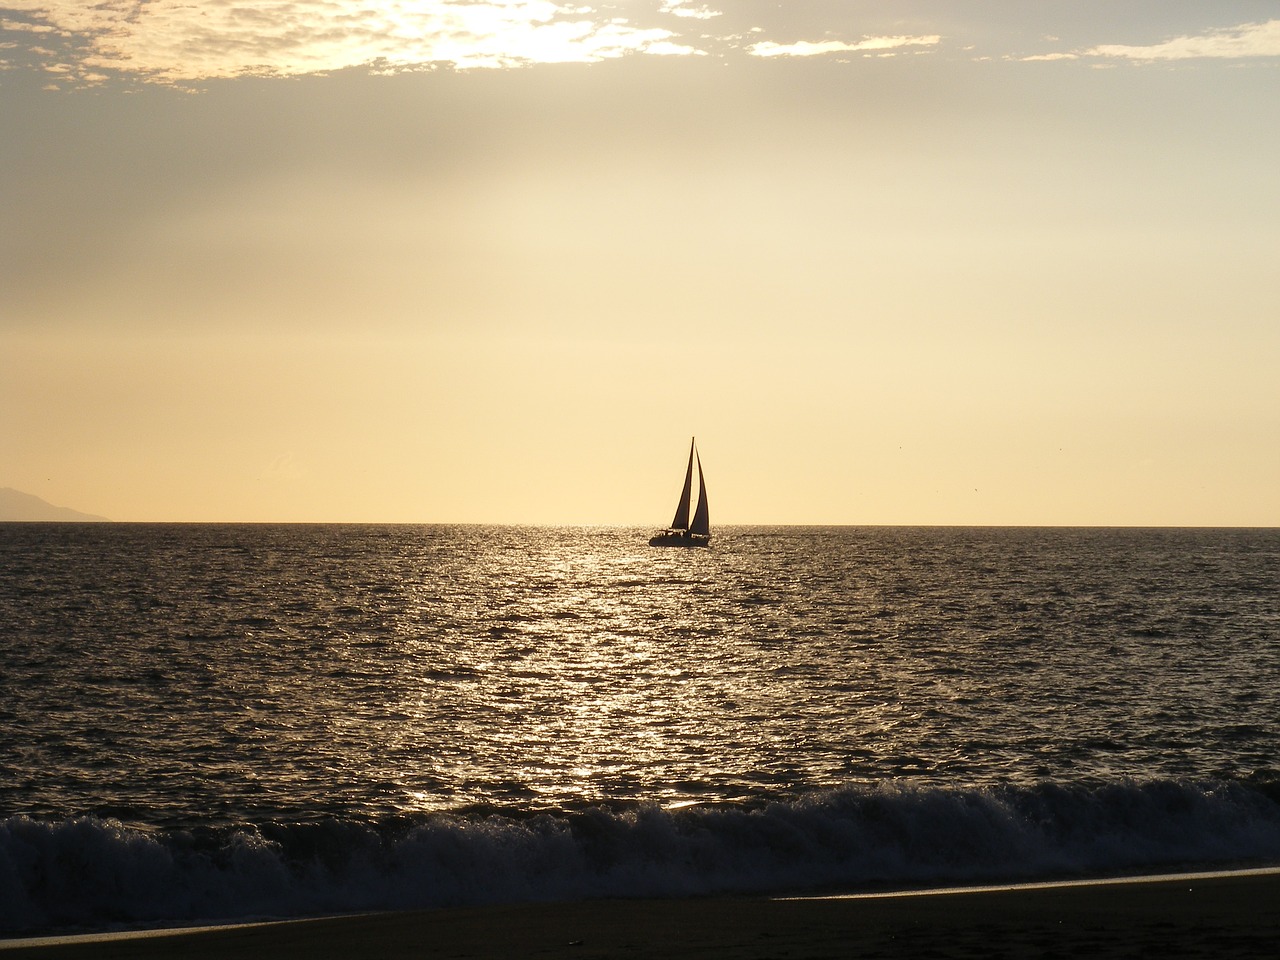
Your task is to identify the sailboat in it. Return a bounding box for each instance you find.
[649,437,710,548]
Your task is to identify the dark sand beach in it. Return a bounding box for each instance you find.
[5,870,1279,960]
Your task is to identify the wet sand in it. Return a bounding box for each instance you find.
[4,869,1280,959]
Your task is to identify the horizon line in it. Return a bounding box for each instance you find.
[3,520,1277,530]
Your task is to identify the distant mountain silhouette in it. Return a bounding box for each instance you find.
[0,487,110,522]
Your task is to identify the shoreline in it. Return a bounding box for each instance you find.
[6,866,1280,958]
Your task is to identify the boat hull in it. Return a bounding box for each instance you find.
[648,532,710,548]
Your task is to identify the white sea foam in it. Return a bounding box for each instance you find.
[4,779,1280,936]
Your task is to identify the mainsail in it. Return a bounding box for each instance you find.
[669,438,696,532]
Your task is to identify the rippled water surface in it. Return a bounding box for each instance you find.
[4,524,1278,822]
[3,524,1280,934]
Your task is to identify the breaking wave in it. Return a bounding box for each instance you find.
[6,777,1280,936]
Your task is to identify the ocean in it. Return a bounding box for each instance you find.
[2,523,1279,937]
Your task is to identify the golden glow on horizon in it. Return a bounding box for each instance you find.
[3,4,1279,525]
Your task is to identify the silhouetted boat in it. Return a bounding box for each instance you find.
[649,438,710,548]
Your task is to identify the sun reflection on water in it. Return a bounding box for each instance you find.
[374,527,830,813]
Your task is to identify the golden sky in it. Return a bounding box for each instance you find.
[3,2,1278,524]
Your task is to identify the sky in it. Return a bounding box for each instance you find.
[2,1,1278,525]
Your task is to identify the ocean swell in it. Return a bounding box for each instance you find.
[4,777,1280,936]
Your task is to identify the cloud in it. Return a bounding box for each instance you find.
[749,35,941,59]
[659,1,720,19]
[1,0,701,82]
[1,16,56,33]
[3,2,952,83]
[1083,19,1280,61]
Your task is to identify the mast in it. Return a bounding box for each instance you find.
[669,437,695,531]
[689,451,710,538]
